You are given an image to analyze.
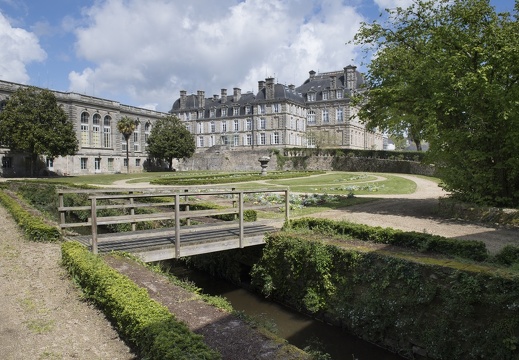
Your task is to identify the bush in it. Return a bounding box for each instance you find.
[0,190,61,242]
[494,245,519,266]
[61,241,220,360]
[286,217,488,261]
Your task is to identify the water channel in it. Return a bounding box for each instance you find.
[165,261,405,360]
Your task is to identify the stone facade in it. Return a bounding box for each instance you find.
[170,65,385,153]
[0,80,166,176]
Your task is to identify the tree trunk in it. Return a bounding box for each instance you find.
[414,139,422,152]
[126,139,130,174]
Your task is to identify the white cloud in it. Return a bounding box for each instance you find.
[69,0,365,111]
[373,0,415,11]
[0,12,46,83]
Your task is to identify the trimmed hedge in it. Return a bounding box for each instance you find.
[61,241,221,360]
[0,190,61,242]
[285,217,488,261]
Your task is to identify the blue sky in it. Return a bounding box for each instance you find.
[0,0,515,112]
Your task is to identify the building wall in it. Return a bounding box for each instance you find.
[0,80,166,176]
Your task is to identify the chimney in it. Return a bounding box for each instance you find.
[289,84,295,92]
[330,75,337,89]
[265,77,275,100]
[258,80,266,92]
[180,90,187,109]
[233,87,241,102]
[309,70,316,79]
[344,65,357,90]
[197,90,205,108]
[221,89,227,103]
[213,94,219,101]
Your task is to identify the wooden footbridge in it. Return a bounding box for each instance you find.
[58,187,289,262]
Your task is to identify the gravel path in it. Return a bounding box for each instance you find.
[0,205,135,360]
[312,174,519,254]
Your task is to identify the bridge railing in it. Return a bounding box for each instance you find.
[57,188,289,256]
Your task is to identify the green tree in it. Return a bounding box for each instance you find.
[352,0,519,206]
[146,115,195,170]
[117,116,137,174]
[0,87,78,176]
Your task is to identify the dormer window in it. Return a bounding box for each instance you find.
[221,107,227,117]
[336,90,343,99]
[245,106,251,114]
[233,107,240,116]
[322,91,329,100]
[210,108,216,118]
[307,93,315,102]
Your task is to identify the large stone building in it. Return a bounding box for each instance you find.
[0,80,166,177]
[170,65,384,152]
[0,64,384,176]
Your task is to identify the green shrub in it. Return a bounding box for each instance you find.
[61,241,220,360]
[0,190,61,242]
[494,245,519,266]
[286,217,488,261]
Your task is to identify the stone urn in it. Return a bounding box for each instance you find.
[258,156,271,176]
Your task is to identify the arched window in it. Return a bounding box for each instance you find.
[144,122,151,147]
[103,115,111,148]
[92,114,101,147]
[80,112,89,146]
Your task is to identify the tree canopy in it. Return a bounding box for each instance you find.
[0,86,78,176]
[352,0,519,206]
[146,115,195,170]
[117,116,137,174]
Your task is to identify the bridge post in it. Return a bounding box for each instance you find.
[175,193,180,258]
[239,191,244,248]
[58,192,65,225]
[91,196,98,254]
[184,189,190,226]
[285,189,290,224]
[129,191,136,232]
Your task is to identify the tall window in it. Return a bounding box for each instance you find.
[2,157,12,168]
[94,157,101,172]
[272,132,280,144]
[133,124,140,152]
[307,110,316,124]
[103,116,112,148]
[233,135,239,146]
[259,118,266,130]
[80,112,89,146]
[121,134,127,151]
[258,104,265,114]
[322,109,329,123]
[144,122,151,146]
[245,134,252,146]
[273,103,280,113]
[246,119,252,131]
[198,122,203,134]
[260,133,266,145]
[198,136,204,147]
[210,121,216,133]
[308,134,316,147]
[92,114,101,148]
[108,158,114,171]
[337,108,344,123]
[233,119,239,132]
[46,158,54,169]
[80,158,88,170]
[221,121,227,133]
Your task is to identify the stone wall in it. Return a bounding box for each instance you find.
[179,148,436,176]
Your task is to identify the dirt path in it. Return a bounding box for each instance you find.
[0,205,135,360]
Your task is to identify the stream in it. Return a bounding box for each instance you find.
[165,261,405,360]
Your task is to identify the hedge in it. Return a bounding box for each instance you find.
[285,217,488,261]
[251,232,519,359]
[61,241,220,360]
[0,190,61,242]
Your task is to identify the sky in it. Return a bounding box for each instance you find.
[0,0,516,112]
